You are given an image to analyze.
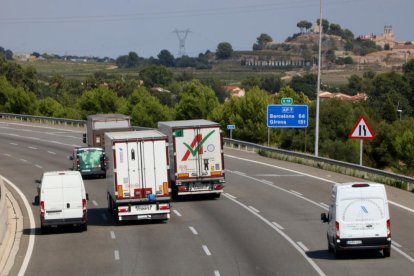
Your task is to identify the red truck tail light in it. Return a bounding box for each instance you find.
[387,219,391,238]
[159,205,170,210]
[76,159,80,168]
[118,207,128,213]
[178,186,188,192]
[213,184,223,190]
[336,221,340,239]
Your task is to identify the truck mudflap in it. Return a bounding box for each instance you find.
[117,203,171,221]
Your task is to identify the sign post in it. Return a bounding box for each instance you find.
[348,115,375,166]
[227,124,235,139]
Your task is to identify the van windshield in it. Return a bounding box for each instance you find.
[339,198,385,222]
[77,148,104,169]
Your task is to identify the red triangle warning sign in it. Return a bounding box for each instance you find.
[349,115,375,140]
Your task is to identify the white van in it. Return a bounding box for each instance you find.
[36,171,88,233]
[321,182,391,258]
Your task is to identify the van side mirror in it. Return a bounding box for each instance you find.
[321,213,329,223]
[68,156,73,161]
[35,179,41,184]
[83,133,87,144]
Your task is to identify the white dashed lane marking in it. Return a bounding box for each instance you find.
[114,250,120,260]
[110,231,116,239]
[35,165,43,169]
[47,151,56,155]
[28,146,38,150]
[202,245,212,256]
[92,200,98,206]
[297,242,309,252]
[173,210,182,217]
[189,226,198,235]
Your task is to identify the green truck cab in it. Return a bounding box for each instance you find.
[70,147,106,178]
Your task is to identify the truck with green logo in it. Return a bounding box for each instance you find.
[158,120,225,198]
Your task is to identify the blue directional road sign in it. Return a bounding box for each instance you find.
[267,104,308,128]
[227,124,236,130]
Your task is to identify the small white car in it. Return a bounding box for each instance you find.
[321,182,391,258]
[36,171,88,233]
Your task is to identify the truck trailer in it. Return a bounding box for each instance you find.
[105,130,171,222]
[158,120,225,198]
[84,114,132,148]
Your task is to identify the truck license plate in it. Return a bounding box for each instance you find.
[347,240,362,245]
[191,185,209,191]
[135,205,152,211]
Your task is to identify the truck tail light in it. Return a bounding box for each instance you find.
[159,205,170,210]
[336,221,340,239]
[76,159,80,168]
[118,207,128,213]
[213,184,223,190]
[178,186,188,192]
[387,219,391,238]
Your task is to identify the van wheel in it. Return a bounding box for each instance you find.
[81,223,87,232]
[41,225,48,234]
[333,245,342,259]
[383,247,391,257]
[328,239,333,253]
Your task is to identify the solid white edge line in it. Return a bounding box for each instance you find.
[225,154,414,264]
[35,165,42,169]
[261,179,274,185]
[4,154,11,157]
[389,200,414,214]
[20,159,27,163]
[319,203,329,209]
[223,193,325,276]
[272,221,285,230]
[114,250,120,260]
[10,143,18,146]
[214,270,221,276]
[290,190,303,196]
[2,176,35,276]
[392,241,402,248]
[189,226,198,235]
[173,210,182,217]
[110,231,116,239]
[28,147,37,150]
[92,200,98,206]
[297,242,309,252]
[224,193,237,199]
[202,245,212,256]
[248,206,260,213]
[47,151,56,155]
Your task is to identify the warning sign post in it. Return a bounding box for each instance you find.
[348,115,375,166]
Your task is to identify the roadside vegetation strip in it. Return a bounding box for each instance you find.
[223,193,326,276]
[2,176,35,276]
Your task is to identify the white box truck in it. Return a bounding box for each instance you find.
[84,114,132,148]
[158,120,225,198]
[105,130,171,222]
[321,182,391,258]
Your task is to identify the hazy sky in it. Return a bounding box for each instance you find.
[0,0,413,58]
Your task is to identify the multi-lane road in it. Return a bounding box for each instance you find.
[1,120,414,276]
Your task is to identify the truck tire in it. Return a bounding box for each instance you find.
[41,225,48,234]
[81,223,87,232]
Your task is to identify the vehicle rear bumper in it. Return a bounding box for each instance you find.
[178,189,223,195]
[118,212,170,221]
[42,217,85,226]
[337,237,391,250]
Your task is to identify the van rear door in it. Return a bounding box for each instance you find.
[42,174,64,221]
[339,192,387,239]
[62,174,83,219]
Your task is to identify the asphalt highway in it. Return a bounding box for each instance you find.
[1,120,414,276]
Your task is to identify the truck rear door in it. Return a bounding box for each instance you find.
[114,139,169,199]
[174,127,223,179]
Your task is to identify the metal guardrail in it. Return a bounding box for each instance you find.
[1,113,413,191]
[0,113,85,127]
[224,138,414,191]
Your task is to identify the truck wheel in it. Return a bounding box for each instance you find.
[328,238,333,253]
[212,193,221,199]
[383,246,391,257]
[81,223,88,232]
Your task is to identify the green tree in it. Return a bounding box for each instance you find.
[175,80,219,120]
[77,88,119,117]
[257,33,273,46]
[36,97,62,117]
[139,65,173,88]
[215,42,233,60]
[394,129,414,170]
[260,75,282,93]
[290,74,317,99]
[157,50,175,67]
[129,87,173,127]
